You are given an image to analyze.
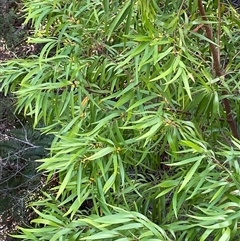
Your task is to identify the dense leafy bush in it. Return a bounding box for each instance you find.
[1,0,240,240]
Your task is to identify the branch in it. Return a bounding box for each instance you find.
[198,0,221,76]
[198,0,239,140]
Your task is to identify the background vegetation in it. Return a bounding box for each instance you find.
[0,0,26,49]
[1,0,240,240]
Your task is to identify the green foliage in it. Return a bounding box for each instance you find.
[1,0,240,240]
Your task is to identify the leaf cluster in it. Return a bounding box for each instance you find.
[0,0,240,240]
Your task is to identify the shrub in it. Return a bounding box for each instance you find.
[1,0,240,240]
